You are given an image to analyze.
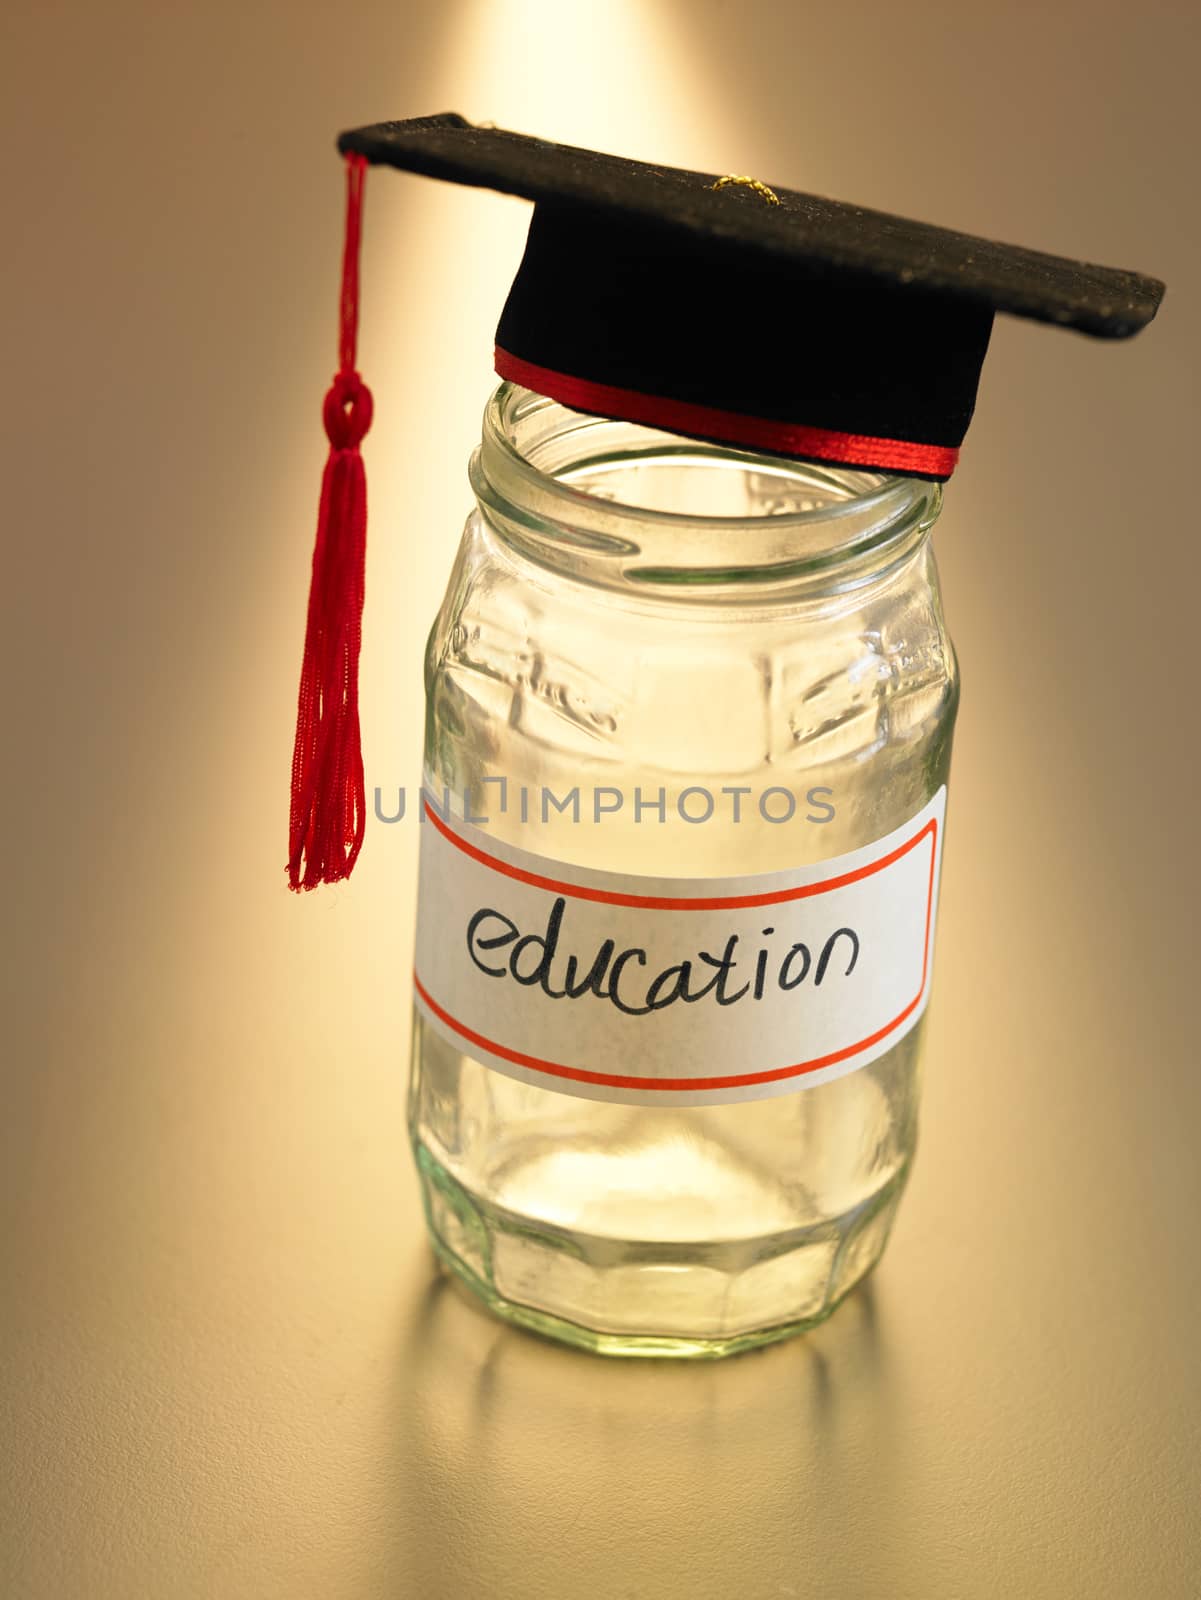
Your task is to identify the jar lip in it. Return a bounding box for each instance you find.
[482,382,941,536]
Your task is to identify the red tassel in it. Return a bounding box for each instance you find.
[288,154,373,890]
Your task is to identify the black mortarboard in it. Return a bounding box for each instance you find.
[287,114,1164,890]
[342,111,1163,481]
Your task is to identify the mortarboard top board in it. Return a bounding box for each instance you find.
[339,111,1165,482]
[287,114,1165,891]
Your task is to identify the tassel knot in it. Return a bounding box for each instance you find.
[323,370,373,449]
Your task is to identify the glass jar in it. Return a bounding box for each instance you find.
[409,382,957,1358]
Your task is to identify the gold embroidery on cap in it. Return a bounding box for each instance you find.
[708,174,781,205]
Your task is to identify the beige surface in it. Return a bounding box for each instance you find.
[2,1,1199,1595]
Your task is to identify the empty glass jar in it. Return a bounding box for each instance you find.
[409,382,957,1357]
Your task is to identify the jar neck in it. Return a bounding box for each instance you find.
[470,384,943,604]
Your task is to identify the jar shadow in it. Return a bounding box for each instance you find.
[388,1252,903,1600]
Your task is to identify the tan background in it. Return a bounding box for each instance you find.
[2,1,1199,1595]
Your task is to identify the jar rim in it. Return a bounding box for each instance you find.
[483,382,941,536]
[474,384,943,597]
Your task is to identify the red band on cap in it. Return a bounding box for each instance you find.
[494,347,959,479]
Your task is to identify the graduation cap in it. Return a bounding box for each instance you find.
[287,112,1164,890]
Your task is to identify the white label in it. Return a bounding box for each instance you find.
[413,787,946,1106]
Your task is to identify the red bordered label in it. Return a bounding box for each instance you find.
[413,787,946,1106]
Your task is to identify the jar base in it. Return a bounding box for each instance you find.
[412,1138,907,1360]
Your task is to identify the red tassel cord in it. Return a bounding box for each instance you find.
[288,154,373,890]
